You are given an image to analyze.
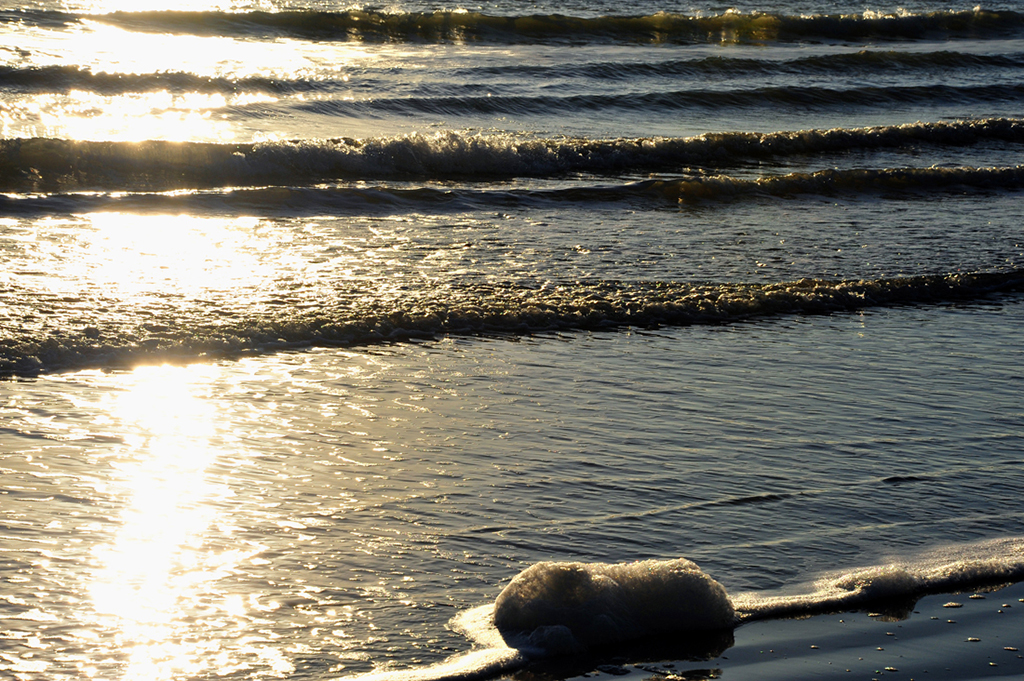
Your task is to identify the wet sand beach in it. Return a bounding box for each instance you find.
[512,581,1024,681]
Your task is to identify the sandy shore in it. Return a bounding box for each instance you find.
[508,581,1024,681]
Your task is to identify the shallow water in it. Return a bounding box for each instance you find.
[4,300,1024,678]
[2,0,1024,678]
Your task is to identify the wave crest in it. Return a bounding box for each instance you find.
[4,118,1024,192]
[3,270,1022,378]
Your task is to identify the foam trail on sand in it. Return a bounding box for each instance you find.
[734,537,1024,621]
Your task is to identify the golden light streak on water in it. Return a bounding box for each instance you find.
[32,90,244,143]
[3,11,375,142]
[49,213,270,299]
[50,19,327,80]
[86,364,294,680]
[89,364,221,679]
[10,20,311,142]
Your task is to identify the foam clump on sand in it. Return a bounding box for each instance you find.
[493,558,735,655]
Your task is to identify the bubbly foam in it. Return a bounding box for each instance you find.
[3,270,1022,378]
[346,648,525,681]
[734,537,1024,620]
[492,559,735,655]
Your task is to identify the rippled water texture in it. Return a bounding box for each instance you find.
[2,0,1024,679]
[4,300,1024,678]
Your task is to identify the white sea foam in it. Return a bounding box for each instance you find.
[734,537,1024,620]
[3,269,1023,378]
[492,558,735,654]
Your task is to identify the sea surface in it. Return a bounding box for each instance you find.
[1,1,1023,680]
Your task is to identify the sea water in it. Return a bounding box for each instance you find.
[1,1,1023,679]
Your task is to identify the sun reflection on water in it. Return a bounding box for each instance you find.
[87,364,291,680]
[45,213,271,300]
[90,365,217,679]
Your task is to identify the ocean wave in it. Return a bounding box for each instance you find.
[0,64,312,95]
[468,50,1024,80]
[671,165,1024,201]
[491,559,734,655]
[5,8,1022,44]
[4,164,1024,217]
[3,118,1024,191]
[2,270,1022,378]
[5,50,1021,97]
[787,49,1024,73]
[288,82,1024,117]
[350,540,1024,681]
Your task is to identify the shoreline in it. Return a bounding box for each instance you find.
[507,581,1024,681]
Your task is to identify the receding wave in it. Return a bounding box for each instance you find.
[349,541,1024,681]
[2,270,1022,378]
[4,118,1024,191]
[6,8,1024,44]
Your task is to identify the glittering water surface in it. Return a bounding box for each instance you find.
[3,300,1023,678]
[2,0,1024,678]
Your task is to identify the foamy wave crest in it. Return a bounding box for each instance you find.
[293,83,1024,119]
[3,270,1022,377]
[344,558,732,681]
[344,647,526,681]
[4,119,1024,191]
[4,166,1024,217]
[10,8,1022,44]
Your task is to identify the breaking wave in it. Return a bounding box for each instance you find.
[4,8,1023,44]
[3,118,1024,192]
[491,559,735,655]
[3,270,1022,378]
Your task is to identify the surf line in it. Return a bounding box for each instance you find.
[346,548,1024,681]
